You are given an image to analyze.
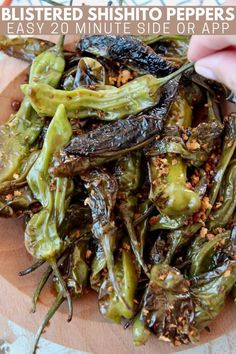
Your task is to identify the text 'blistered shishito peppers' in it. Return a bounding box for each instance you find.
[0,36,65,186]
[21,63,193,121]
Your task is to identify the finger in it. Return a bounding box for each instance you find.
[194,49,236,94]
[188,35,236,62]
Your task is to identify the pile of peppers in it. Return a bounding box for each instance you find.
[1,34,236,353]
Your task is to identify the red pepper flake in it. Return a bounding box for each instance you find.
[149,216,159,225]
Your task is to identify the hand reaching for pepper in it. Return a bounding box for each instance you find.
[188,1,236,94]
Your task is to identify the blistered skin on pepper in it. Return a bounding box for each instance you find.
[21,63,194,121]
[25,104,73,260]
[208,161,236,230]
[51,79,179,177]
[148,84,202,217]
[0,35,54,62]
[98,249,138,323]
[149,155,201,217]
[78,35,176,76]
[0,36,65,185]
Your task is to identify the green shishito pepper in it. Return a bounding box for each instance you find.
[98,247,138,323]
[164,115,236,263]
[148,85,201,217]
[189,231,231,277]
[25,104,73,260]
[116,153,149,276]
[133,314,150,346]
[25,103,74,321]
[208,161,236,230]
[0,35,54,62]
[21,63,194,121]
[0,36,65,185]
[149,156,201,217]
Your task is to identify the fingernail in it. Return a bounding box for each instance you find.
[195,64,217,81]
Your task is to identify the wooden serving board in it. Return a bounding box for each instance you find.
[0,36,236,354]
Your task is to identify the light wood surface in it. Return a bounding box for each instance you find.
[0,36,236,354]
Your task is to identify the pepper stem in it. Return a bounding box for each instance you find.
[32,294,64,354]
[56,35,65,50]
[123,214,150,278]
[102,234,133,313]
[50,259,73,322]
[32,265,53,313]
[158,62,194,86]
[19,260,45,277]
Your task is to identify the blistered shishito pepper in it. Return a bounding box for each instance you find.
[90,243,107,292]
[165,114,236,263]
[51,78,178,178]
[116,153,149,276]
[25,104,73,259]
[208,161,236,230]
[191,260,236,331]
[0,36,65,186]
[0,35,54,62]
[98,246,138,323]
[82,169,130,311]
[189,231,231,277]
[148,84,202,217]
[25,104,74,320]
[73,57,106,88]
[150,169,208,231]
[147,92,223,169]
[78,35,176,76]
[21,63,193,120]
[0,150,39,195]
[132,314,150,346]
[141,264,197,345]
[149,155,201,217]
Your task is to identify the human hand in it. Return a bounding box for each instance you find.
[188,1,236,94]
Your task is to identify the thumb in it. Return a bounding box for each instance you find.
[194,49,236,94]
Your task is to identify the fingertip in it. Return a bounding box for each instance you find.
[194,62,217,81]
[194,50,236,94]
